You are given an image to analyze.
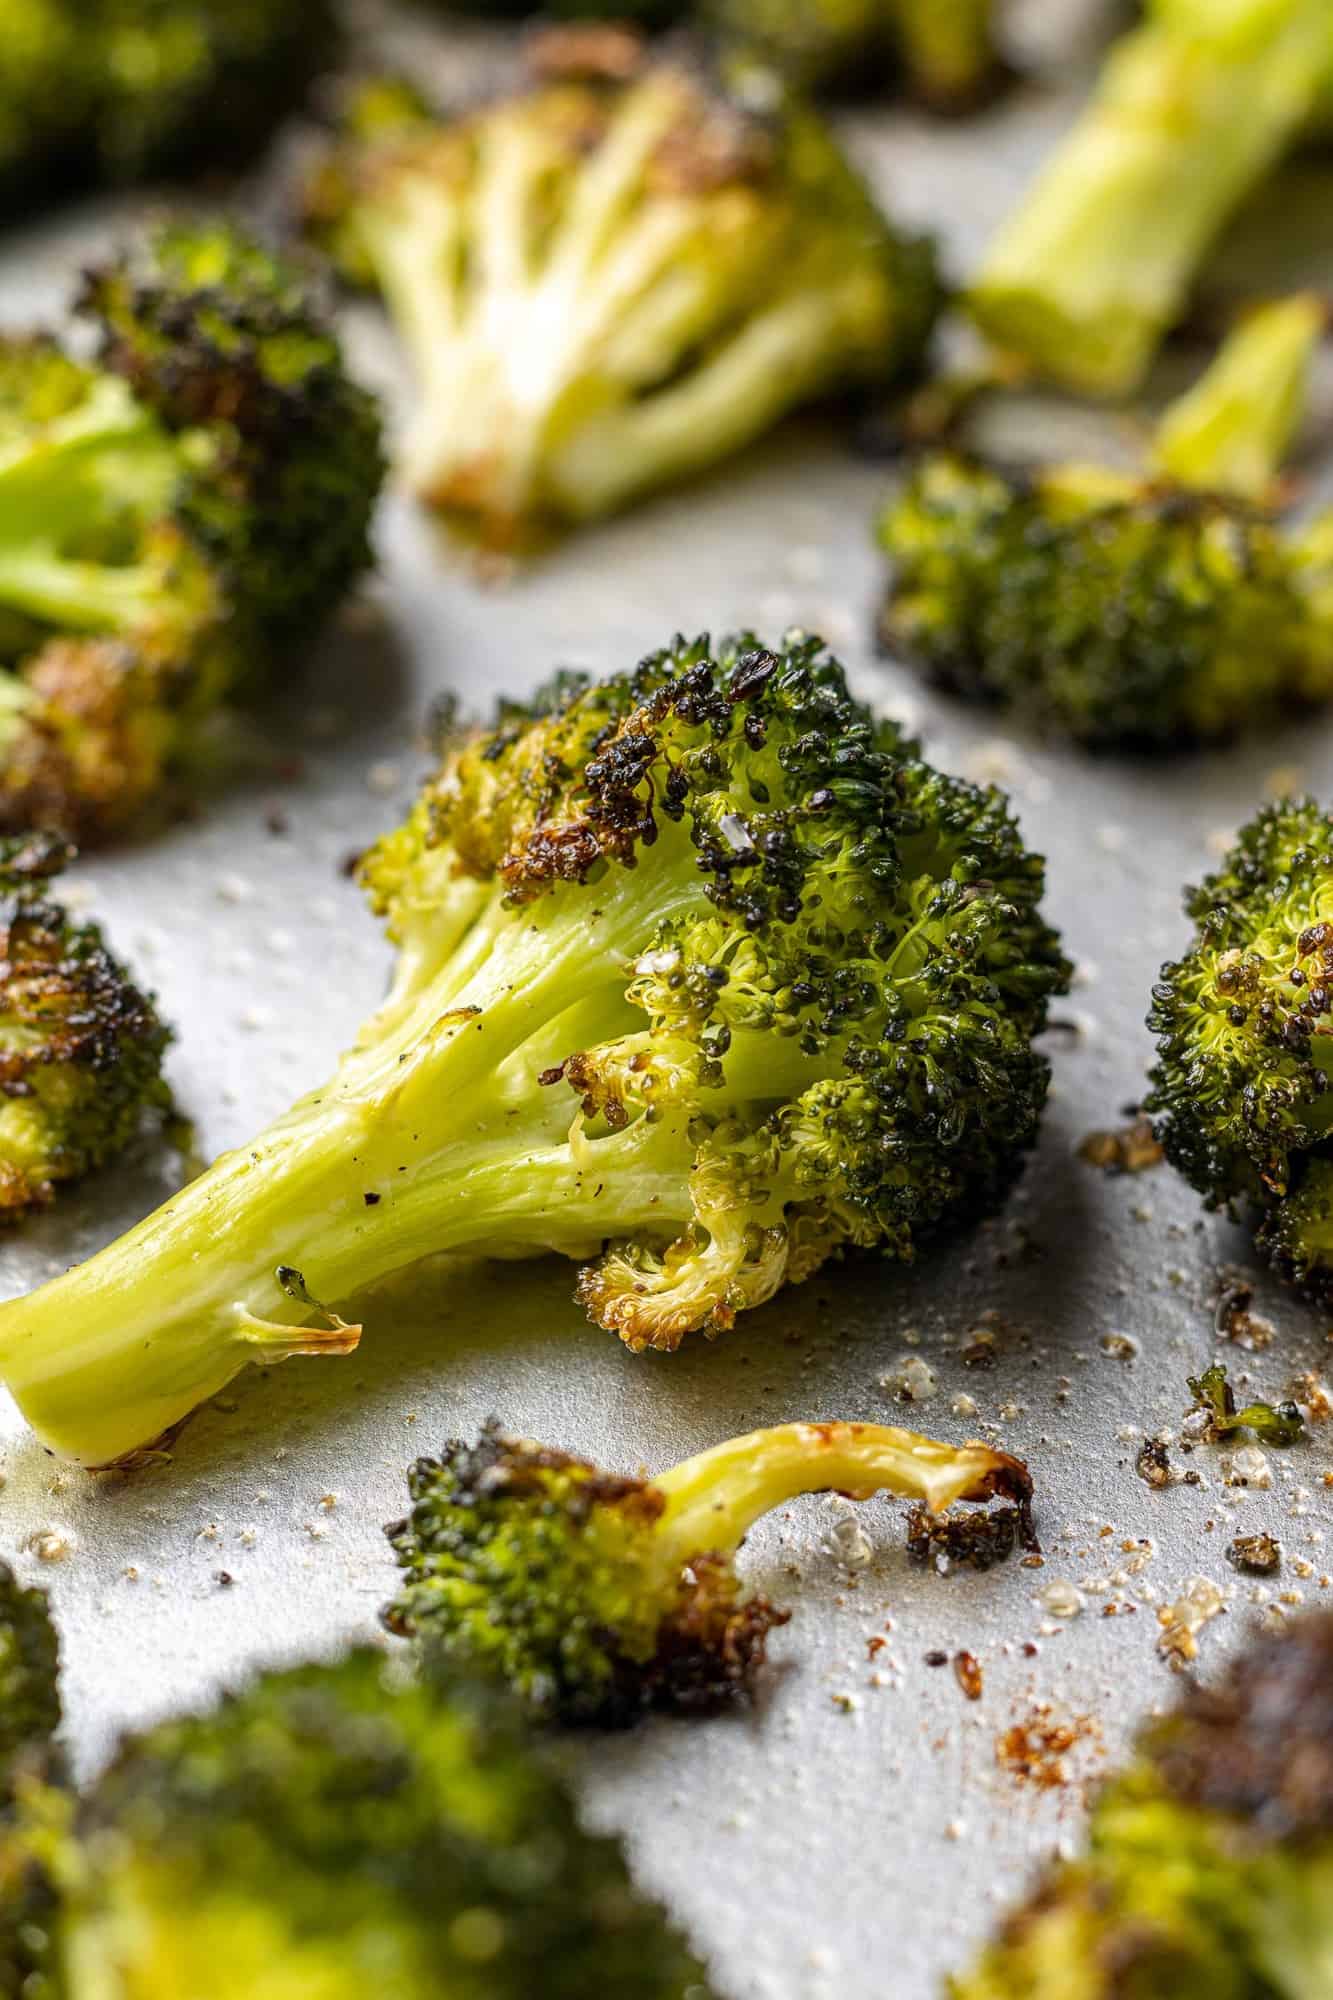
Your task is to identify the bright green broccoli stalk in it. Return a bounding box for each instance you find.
[0,831,171,1217]
[877,296,1332,748]
[1145,798,1333,1299]
[0,221,384,841]
[0,631,1068,1465]
[968,0,1333,395]
[384,1420,1034,1724]
[950,1609,1333,2000]
[302,31,940,547]
[0,0,338,213]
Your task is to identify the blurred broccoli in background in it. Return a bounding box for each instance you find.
[0,220,384,841]
[0,1570,715,1999]
[969,0,1333,395]
[0,0,337,212]
[1147,799,1333,1301]
[703,0,1003,104]
[878,295,1332,748]
[0,831,171,1217]
[385,1420,1033,1724]
[302,33,940,547]
[951,1609,1333,1999]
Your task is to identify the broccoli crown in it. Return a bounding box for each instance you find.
[0,832,171,1216]
[878,455,1331,748]
[0,224,382,842]
[0,630,1067,1466]
[304,33,939,543]
[64,1650,713,2000]
[1145,799,1333,1295]
[951,1612,1333,2000]
[384,1420,1033,1725]
[0,0,336,209]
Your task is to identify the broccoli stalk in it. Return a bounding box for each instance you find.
[886,0,1002,112]
[877,296,1331,746]
[0,633,1067,1465]
[969,0,1333,395]
[305,36,939,545]
[385,1420,1033,1724]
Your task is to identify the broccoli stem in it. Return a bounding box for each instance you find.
[1151,294,1325,500]
[888,0,998,110]
[652,1421,1020,1563]
[970,0,1333,395]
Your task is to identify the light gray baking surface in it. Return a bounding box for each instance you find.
[2,7,1333,1996]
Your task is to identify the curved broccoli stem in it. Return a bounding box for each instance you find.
[970,0,1333,395]
[1151,294,1325,500]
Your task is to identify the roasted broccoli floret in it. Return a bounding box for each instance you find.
[0,1576,712,2000]
[0,221,384,841]
[303,33,940,546]
[704,0,1002,104]
[384,1420,1033,1724]
[969,0,1333,395]
[878,296,1333,748]
[0,0,336,212]
[951,1609,1333,1999]
[0,831,171,1217]
[0,631,1068,1465]
[1146,798,1333,1299]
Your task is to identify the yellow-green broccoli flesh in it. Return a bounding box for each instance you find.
[951,1610,1333,2000]
[969,0,1333,395]
[0,221,383,841]
[304,32,940,546]
[0,631,1068,1466]
[385,1420,1034,1724]
[877,298,1332,748]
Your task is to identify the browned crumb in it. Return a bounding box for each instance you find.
[1077,1118,1163,1174]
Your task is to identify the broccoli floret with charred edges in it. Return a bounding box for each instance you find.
[878,297,1333,749]
[951,1610,1333,2000]
[969,0,1333,395]
[384,1420,1033,1724]
[302,31,940,548]
[0,0,336,214]
[0,631,1068,1467]
[0,832,171,1217]
[1145,799,1333,1301]
[0,222,384,842]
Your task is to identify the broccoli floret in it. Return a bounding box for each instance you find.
[0,1563,60,1785]
[950,1611,1333,2000]
[877,296,1332,748]
[1145,798,1333,1299]
[702,0,1001,102]
[384,1419,1033,1724]
[0,631,1068,1465]
[969,0,1333,395]
[0,1561,65,2000]
[0,221,384,841]
[0,831,171,1217]
[0,0,336,211]
[303,32,940,546]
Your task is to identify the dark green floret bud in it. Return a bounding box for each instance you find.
[385,1420,1033,1724]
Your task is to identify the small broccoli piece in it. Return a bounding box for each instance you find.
[303,33,940,546]
[877,296,1331,748]
[0,1563,60,1784]
[1185,1362,1304,1446]
[1145,799,1333,1299]
[384,1420,1032,1723]
[0,831,171,1217]
[969,0,1333,395]
[0,221,383,841]
[951,1610,1333,2000]
[51,1651,711,2000]
[0,1561,65,2000]
[0,632,1068,1465]
[883,0,1003,110]
[0,0,337,212]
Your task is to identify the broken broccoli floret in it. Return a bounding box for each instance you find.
[303,33,940,546]
[1185,1362,1304,1446]
[0,631,1068,1465]
[384,1420,1032,1723]
[0,831,171,1217]
[951,1610,1333,1999]
[0,221,384,840]
[1146,799,1333,1300]
[878,296,1333,747]
[969,0,1333,394]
